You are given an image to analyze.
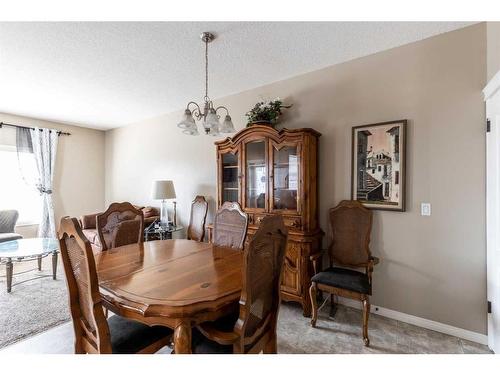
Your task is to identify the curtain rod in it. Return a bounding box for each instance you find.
[0,121,71,136]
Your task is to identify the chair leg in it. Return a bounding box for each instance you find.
[309,282,318,327]
[329,294,337,318]
[362,298,370,346]
[74,338,85,354]
[263,333,277,354]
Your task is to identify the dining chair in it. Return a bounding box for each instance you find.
[187,195,209,242]
[58,217,172,354]
[96,202,144,251]
[309,200,379,346]
[191,215,288,354]
[213,201,248,250]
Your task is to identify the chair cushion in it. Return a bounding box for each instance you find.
[191,312,239,354]
[0,233,23,243]
[311,267,371,295]
[108,314,172,354]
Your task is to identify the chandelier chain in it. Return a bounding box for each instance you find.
[205,38,209,101]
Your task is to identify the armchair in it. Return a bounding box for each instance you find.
[309,200,379,346]
[0,210,22,243]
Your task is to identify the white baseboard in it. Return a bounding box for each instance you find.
[334,297,488,345]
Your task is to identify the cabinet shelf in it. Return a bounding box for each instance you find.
[247,164,266,168]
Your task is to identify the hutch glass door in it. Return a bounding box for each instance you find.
[221,151,239,204]
[245,140,267,210]
[272,144,299,212]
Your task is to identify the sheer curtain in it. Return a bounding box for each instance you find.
[16,127,58,238]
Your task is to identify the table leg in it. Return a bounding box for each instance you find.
[52,251,58,280]
[173,322,192,354]
[6,258,13,293]
[37,255,42,271]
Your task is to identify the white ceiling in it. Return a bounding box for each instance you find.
[0,22,475,130]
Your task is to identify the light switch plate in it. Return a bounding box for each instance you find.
[421,203,431,216]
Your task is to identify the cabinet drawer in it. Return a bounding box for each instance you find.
[248,214,301,231]
[283,216,302,230]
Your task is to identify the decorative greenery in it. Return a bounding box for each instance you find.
[245,98,292,126]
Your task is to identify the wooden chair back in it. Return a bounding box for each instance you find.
[328,200,373,268]
[58,217,112,353]
[96,202,144,251]
[213,202,248,250]
[233,215,288,353]
[187,196,209,242]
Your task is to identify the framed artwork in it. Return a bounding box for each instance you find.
[351,120,407,211]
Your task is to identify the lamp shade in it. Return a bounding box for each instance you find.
[151,180,176,200]
[220,114,235,133]
[178,109,199,135]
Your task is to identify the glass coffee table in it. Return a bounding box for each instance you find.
[144,221,184,241]
[0,237,59,293]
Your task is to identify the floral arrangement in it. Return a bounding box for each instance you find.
[245,98,292,126]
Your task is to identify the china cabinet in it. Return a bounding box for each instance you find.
[209,125,323,316]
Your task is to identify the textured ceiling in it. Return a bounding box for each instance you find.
[0,22,475,130]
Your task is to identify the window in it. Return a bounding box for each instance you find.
[395,171,400,185]
[0,145,42,225]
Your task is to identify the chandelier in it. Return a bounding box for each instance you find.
[177,32,235,136]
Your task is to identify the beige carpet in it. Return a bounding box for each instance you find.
[0,257,69,348]
[0,257,491,354]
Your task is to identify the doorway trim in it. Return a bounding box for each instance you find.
[484,69,500,353]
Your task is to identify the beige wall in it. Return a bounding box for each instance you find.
[487,22,500,81]
[106,24,487,334]
[0,113,105,237]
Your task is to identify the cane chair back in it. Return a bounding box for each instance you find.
[329,200,373,268]
[58,217,112,353]
[233,215,287,352]
[187,196,209,242]
[213,202,248,250]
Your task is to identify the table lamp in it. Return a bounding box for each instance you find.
[151,180,176,225]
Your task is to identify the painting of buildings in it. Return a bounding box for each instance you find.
[352,120,406,211]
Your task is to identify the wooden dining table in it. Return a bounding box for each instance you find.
[94,239,243,354]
